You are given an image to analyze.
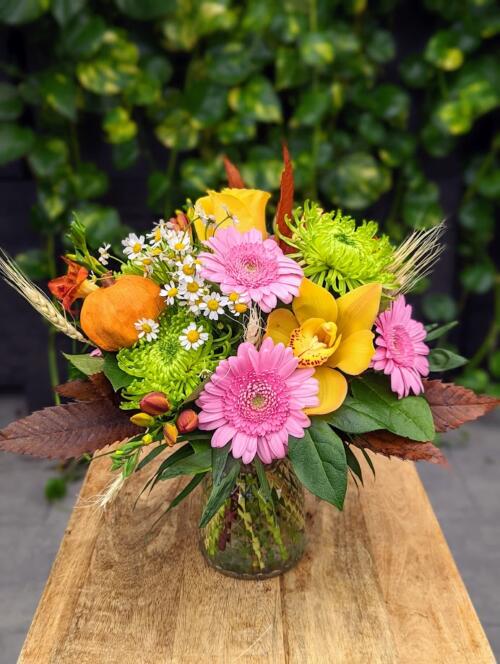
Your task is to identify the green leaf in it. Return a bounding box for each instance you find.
[275,47,307,90]
[165,472,206,513]
[77,59,138,96]
[425,320,458,342]
[428,348,467,372]
[103,353,133,391]
[40,72,77,121]
[253,457,272,502]
[71,163,108,199]
[425,30,464,71]
[290,88,330,127]
[199,457,240,527]
[459,198,494,239]
[185,82,227,127]
[366,29,395,64]
[218,115,256,144]
[321,152,391,209]
[155,110,199,150]
[460,262,496,294]
[76,205,122,248]
[345,444,363,485]
[325,395,387,434]
[0,123,35,166]
[136,443,167,472]
[288,420,347,509]
[51,0,85,26]
[422,293,458,322]
[63,353,105,376]
[147,170,169,210]
[0,83,23,121]
[489,351,500,378]
[0,0,48,24]
[350,374,435,441]
[112,138,139,170]
[103,107,137,144]
[59,13,107,58]
[160,446,212,480]
[299,31,335,68]
[28,137,68,179]
[400,55,433,88]
[212,444,231,485]
[206,42,260,86]
[15,248,51,280]
[228,76,282,123]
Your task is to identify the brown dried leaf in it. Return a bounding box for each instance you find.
[55,372,115,404]
[352,430,447,465]
[275,144,295,254]
[424,379,499,433]
[0,400,141,460]
[223,156,245,188]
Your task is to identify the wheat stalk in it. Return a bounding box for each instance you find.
[0,250,90,344]
[389,221,446,295]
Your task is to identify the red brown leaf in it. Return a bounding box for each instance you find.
[0,400,141,460]
[275,144,295,254]
[223,156,245,188]
[424,379,499,433]
[352,430,447,465]
[55,372,115,403]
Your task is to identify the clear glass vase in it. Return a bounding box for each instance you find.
[199,458,306,579]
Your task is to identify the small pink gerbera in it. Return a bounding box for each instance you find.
[198,227,303,313]
[196,337,319,464]
[371,295,430,399]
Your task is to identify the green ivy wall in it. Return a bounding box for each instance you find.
[0,0,499,395]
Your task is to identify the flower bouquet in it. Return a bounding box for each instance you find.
[1,150,498,580]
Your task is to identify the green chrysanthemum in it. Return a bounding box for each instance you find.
[117,307,237,411]
[281,202,398,295]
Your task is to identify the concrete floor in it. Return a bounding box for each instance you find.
[0,395,498,663]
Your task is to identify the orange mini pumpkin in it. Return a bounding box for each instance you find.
[80,275,165,351]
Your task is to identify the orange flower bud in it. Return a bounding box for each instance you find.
[176,409,198,433]
[163,423,178,447]
[130,412,155,428]
[170,211,190,232]
[139,391,171,416]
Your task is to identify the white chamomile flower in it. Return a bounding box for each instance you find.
[135,253,155,276]
[176,255,200,283]
[98,243,111,266]
[227,291,249,317]
[148,218,172,246]
[220,204,238,225]
[179,322,209,351]
[200,291,228,320]
[134,318,159,342]
[186,297,204,315]
[160,280,180,305]
[122,233,145,260]
[167,230,191,255]
[179,277,205,302]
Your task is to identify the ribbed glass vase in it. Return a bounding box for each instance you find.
[199,458,306,579]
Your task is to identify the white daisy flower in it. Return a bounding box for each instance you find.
[166,229,190,253]
[134,253,155,276]
[200,291,228,320]
[98,243,111,266]
[227,291,249,317]
[179,277,206,302]
[186,298,205,315]
[160,281,180,305]
[148,218,173,246]
[176,255,201,283]
[122,233,145,260]
[134,318,159,342]
[179,322,209,351]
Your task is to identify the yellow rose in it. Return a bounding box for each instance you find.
[193,188,271,239]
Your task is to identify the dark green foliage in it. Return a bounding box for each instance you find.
[0,0,498,390]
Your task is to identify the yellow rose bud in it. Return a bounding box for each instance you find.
[163,422,178,447]
[193,188,271,240]
[139,391,171,416]
[142,434,153,445]
[130,412,155,427]
[176,409,199,434]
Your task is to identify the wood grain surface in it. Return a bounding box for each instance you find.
[19,450,494,664]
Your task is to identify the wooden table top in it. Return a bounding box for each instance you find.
[19,450,494,664]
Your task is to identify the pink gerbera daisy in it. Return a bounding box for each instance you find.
[371,295,430,398]
[196,337,319,464]
[198,227,303,313]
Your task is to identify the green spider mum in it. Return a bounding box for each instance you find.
[117,307,237,411]
[281,202,398,295]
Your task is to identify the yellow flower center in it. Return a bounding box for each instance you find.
[142,323,152,334]
[154,228,162,242]
[174,241,186,251]
[290,320,341,368]
[183,264,195,276]
[207,299,219,311]
[229,292,240,302]
[187,329,200,343]
[133,242,142,253]
[235,302,248,314]
[168,287,178,297]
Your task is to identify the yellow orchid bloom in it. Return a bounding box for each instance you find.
[193,188,271,239]
[265,278,382,415]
